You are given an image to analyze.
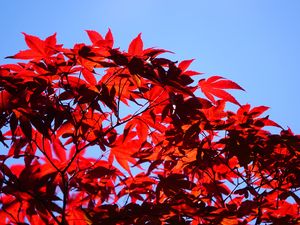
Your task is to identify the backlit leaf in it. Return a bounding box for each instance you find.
[198,76,244,105]
[86,30,104,45]
[128,33,143,56]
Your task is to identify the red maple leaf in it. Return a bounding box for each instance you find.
[198,75,244,105]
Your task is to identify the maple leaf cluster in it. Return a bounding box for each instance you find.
[0,30,299,225]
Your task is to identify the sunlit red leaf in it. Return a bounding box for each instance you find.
[198,76,244,105]
[8,33,58,60]
[105,28,114,48]
[249,105,269,117]
[10,49,40,60]
[128,33,143,56]
[45,32,57,47]
[82,68,97,85]
[22,33,46,56]
[52,138,66,162]
[178,59,194,72]
[86,30,104,45]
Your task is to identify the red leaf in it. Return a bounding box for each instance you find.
[178,59,194,72]
[8,33,57,59]
[8,49,40,60]
[209,88,240,106]
[22,33,45,56]
[0,90,12,111]
[82,68,97,85]
[198,76,244,105]
[108,137,138,173]
[261,116,282,128]
[86,30,104,45]
[178,59,203,76]
[136,120,148,142]
[45,32,57,47]
[249,106,269,117]
[184,70,203,76]
[105,28,114,48]
[52,138,66,162]
[128,33,143,56]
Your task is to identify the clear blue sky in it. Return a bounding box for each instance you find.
[1,1,299,133]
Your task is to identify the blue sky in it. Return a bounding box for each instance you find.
[1,1,299,133]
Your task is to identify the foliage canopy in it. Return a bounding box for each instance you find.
[0,30,299,224]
